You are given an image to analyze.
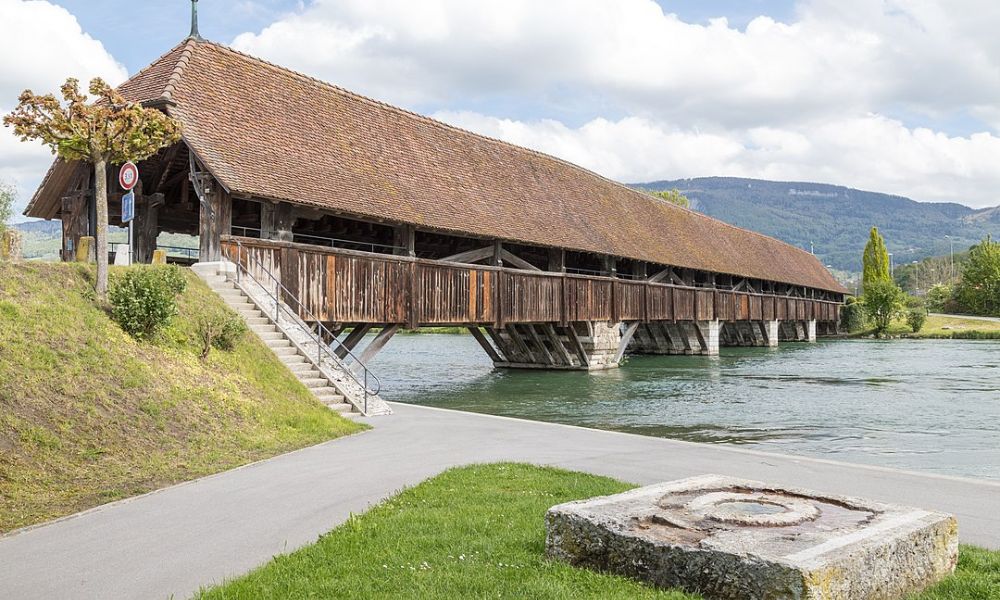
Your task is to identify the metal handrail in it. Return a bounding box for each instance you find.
[230,225,403,255]
[222,239,380,413]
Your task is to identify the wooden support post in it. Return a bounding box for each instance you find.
[548,248,566,273]
[407,262,419,330]
[336,324,373,359]
[500,249,541,271]
[134,191,165,264]
[614,322,641,364]
[61,194,90,262]
[441,245,494,264]
[525,324,556,365]
[485,327,513,362]
[356,324,400,366]
[274,201,295,242]
[468,327,504,363]
[565,324,590,367]
[492,240,503,266]
[505,324,536,363]
[394,225,416,257]
[544,324,574,366]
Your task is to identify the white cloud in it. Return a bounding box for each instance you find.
[228,0,1000,207]
[0,0,127,218]
[435,110,1000,207]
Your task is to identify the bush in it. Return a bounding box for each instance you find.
[906,308,927,333]
[863,279,906,336]
[109,266,188,339]
[925,284,952,312]
[840,301,867,332]
[196,312,247,359]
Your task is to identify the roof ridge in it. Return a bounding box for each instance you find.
[161,38,200,102]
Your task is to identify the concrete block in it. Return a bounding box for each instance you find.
[547,474,957,600]
[806,319,817,343]
[764,320,779,347]
[0,229,22,262]
[76,236,95,263]
[151,249,167,265]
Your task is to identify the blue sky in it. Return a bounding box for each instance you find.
[2,0,999,215]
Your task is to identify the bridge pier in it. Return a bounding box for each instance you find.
[470,322,624,370]
[627,320,720,356]
[719,320,780,347]
[779,319,817,342]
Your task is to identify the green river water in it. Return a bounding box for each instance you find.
[375,335,1000,479]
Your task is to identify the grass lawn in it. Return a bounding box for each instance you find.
[853,314,1000,339]
[0,262,365,533]
[196,464,999,600]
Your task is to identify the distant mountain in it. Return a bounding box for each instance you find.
[634,177,999,272]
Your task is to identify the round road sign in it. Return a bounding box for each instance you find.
[119,162,139,191]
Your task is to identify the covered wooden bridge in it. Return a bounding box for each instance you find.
[26,37,846,371]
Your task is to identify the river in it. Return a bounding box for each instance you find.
[373,335,1000,479]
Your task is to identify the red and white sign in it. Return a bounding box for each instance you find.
[119,162,139,191]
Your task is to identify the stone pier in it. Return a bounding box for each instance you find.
[628,320,720,356]
[469,321,624,370]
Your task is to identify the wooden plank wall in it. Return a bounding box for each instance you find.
[222,237,842,327]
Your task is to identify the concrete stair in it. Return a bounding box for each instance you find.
[202,274,360,418]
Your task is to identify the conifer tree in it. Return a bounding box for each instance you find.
[862,226,891,296]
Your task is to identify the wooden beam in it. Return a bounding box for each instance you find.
[525,324,556,364]
[500,249,541,271]
[492,240,503,267]
[614,322,640,364]
[649,266,685,285]
[565,324,590,367]
[441,246,493,264]
[336,324,373,359]
[505,324,536,363]
[468,327,504,363]
[485,327,513,362]
[544,324,574,366]
[355,324,400,366]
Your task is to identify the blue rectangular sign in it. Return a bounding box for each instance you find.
[122,191,135,224]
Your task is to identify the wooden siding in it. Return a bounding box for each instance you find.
[222,237,842,327]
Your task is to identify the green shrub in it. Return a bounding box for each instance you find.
[906,308,927,333]
[196,312,247,359]
[925,284,952,312]
[840,302,867,332]
[108,266,188,340]
[863,279,906,336]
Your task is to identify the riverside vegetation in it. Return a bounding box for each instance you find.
[0,262,364,533]
[196,464,999,600]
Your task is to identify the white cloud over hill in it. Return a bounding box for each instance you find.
[232,0,1000,207]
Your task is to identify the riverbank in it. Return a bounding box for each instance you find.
[195,463,998,599]
[848,313,1000,339]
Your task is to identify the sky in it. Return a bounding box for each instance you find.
[2,0,999,221]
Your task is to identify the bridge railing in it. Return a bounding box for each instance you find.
[222,236,842,327]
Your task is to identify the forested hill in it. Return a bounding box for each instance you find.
[634,177,999,272]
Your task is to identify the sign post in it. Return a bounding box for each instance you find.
[119,162,139,264]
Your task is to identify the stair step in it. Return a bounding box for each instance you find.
[266,342,292,351]
[203,275,227,284]
[245,317,270,325]
[312,387,342,399]
[251,324,277,333]
[281,354,307,364]
[238,308,262,317]
[271,346,298,356]
[300,378,330,388]
[328,402,353,414]
[257,332,284,341]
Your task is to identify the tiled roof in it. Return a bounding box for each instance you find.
[31,38,846,293]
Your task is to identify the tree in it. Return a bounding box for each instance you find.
[648,188,691,208]
[0,180,13,233]
[864,279,906,336]
[954,236,1000,316]
[862,226,891,296]
[4,78,180,297]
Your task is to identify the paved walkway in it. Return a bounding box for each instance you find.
[931,312,1000,323]
[2,403,998,599]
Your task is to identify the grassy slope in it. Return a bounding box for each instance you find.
[0,262,365,533]
[196,464,998,600]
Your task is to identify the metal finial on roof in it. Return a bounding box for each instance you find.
[189,0,202,40]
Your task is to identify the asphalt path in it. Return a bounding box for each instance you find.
[2,403,998,599]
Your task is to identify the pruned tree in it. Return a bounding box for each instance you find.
[4,78,181,297]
